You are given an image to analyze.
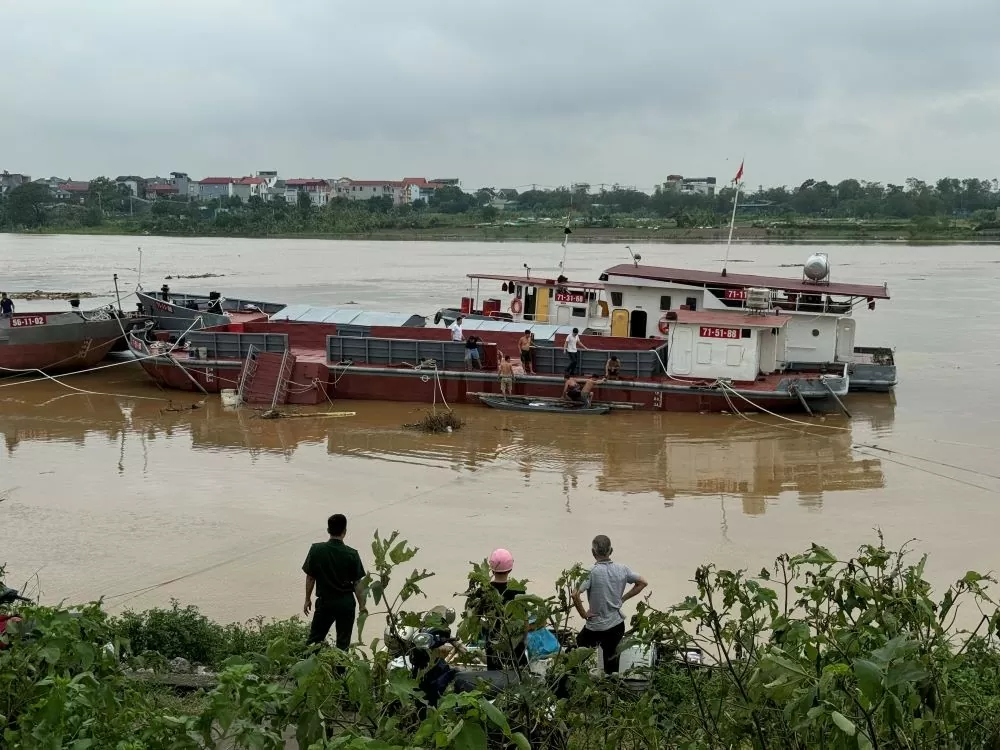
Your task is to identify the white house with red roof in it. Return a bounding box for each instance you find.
[233,176,267,202]
[331,177,445,206]
[283,178,332,206]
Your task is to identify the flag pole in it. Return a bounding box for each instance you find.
[722,161,743,277]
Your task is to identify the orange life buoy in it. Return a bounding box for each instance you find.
[657,317,670,334]
[510,298,523,315]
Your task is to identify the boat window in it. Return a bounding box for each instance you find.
[610,291,623,307]
[659,295,672,311]
[741,329,751,338]
[812,329,820,337]
[685,297,698,312]
[572,307,586,317]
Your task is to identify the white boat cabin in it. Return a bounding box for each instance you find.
[462,274,610,332]
[665,310,788,381]
[599,259,890,367]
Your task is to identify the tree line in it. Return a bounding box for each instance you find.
[2,176,999,234]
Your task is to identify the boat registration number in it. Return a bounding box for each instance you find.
[10,315,47,328]
[554,291,587,304]
[724,289,747,300]
[699,326,740,339]
[153,300,174,313]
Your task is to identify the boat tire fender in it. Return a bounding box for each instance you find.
[510,298,523,315]
[657,316,670,334]
[433,310,443,326]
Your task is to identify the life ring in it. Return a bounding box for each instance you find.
[510,298,523,315]
[657,316,670,334]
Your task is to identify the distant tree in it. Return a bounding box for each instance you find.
[480,205,499,222]
[428,185,477,214]
[296,189,313,215]
[365,196,394,213]
[247,195,264,211]
[86,176,125,214]
[224,195,244,209]
[4,182,51,228]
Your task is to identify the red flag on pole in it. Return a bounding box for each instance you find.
[734,160,744,184]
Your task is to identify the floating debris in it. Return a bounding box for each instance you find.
[164,273,226,280]
[162,401,204,414]
[259,409,355,420]
[778,263,804,268]
[404,410,465,433]
[11,290,97,300]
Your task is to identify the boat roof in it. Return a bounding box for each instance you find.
[468,273,605,291]
[460,319,572,339]
[270,305,426,327]
[602,264,890,299]
[670,310,790,328]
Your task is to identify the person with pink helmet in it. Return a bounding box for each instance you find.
[465,547,528,671]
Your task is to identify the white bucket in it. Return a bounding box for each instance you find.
[220,389,241,407]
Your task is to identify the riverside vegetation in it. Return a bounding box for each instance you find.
[3,177,1000,243]
[4,532,1000,748]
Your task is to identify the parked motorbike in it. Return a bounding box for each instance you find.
[385,606,526,706]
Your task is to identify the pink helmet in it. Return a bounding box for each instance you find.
[488,548,514,574]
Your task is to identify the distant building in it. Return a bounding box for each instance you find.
[284,178,331,206]
[431,178,461,187]
[197,177,237,201]
[255,171,279,189]
[146,182,179,199]
[662,175,717,197]
[55,181,90,201]
[115,175,146,197]
[170,172,192,197]
[233,176,268,202]
[0,171,30,194]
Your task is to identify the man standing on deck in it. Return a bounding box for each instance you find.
[0,293,13,318]
[563,327,586,376]
[303,514,367,649]
[518,330,534,375]
[572,534,647,674]
[450,315,465,342]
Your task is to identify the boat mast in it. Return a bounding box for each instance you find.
[721,159,744,278]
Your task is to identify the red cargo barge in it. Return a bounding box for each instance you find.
[128,305,850,414]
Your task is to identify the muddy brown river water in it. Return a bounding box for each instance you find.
[1,235,999,624]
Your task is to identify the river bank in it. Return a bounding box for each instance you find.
[8,220,1000,244]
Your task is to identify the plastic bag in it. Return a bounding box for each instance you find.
[526,627,560,661]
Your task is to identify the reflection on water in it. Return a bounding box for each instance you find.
[0,368,893,512]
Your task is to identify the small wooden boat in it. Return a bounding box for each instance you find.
[476,394,611,415]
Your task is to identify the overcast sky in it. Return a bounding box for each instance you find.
[3,0,998,191]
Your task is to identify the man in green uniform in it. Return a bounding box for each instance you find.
[303,513,367,649]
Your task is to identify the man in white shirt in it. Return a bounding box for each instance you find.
[563,327,587,376]
[450,315,465,342]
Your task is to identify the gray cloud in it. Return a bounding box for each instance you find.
[2,0,998,190]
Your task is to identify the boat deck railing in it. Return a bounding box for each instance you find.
[185,331,288,359]
[325,334,667,378]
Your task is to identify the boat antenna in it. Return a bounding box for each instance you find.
[625,245,642,267]
[558,201,573,273]
[136,246,143,290]
[523,262,531,279]
[722,158,744,278]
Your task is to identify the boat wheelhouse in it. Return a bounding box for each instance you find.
[434,274,611,334]
[599,254,894,391]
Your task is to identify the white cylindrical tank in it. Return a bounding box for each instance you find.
[803,253,831,281]
[746,287,771,310]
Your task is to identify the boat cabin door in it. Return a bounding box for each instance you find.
[629,309,647,338]
[610,309,629,337]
